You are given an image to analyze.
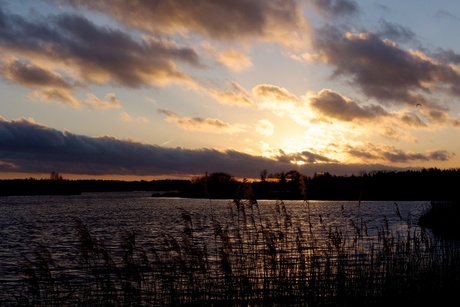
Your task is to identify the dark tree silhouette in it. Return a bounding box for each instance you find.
[49,172,63,180]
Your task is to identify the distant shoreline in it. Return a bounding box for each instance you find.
[1,168,459,201]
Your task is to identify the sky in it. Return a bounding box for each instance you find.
[1,0,460,181]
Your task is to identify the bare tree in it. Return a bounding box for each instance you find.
[50,172,63,180]
[260,169,268,182]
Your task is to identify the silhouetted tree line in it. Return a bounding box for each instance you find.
[1,168,459,200]
[0,177,190,197]
[182,168,460,201]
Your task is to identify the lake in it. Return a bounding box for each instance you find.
[0,192,431,305]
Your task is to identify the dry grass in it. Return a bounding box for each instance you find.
[6,198,460,306]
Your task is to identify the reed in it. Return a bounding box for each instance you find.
[9,197,460,306]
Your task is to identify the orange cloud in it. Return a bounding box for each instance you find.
[201,42,253,71]
[309,89,388,122]
[252,84,300,103]
[84,93,122,110]
[63,0,312,49]
[29,88,80,108]
[158,109,246,134]
[207,82,255,107]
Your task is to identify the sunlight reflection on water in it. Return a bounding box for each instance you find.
[0,192,429,301]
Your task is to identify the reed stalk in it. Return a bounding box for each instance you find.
[8,198,460,306]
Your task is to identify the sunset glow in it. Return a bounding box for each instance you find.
[1,0,460,180]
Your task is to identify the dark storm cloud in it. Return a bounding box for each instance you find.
[311,0,359,18]
[0,5,199,88]
[57,0,310,48]
[0,117,259,177]
[0,117,287,177]
[313,26,460,107]
[0,117,416,178]
[310,89,388,122]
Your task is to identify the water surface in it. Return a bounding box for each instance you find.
[0,192,429,302]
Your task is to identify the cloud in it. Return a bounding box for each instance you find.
[207,82,255,107]
[120,112,133,122]
[276,149,338,164]
[201,42,253,71]
[373,122,417,143]
[252,84,300,103]
[0,59,74,89]
[434,10,460,22]
[0,116,290,177]
[120,112,150,124]
[0,57,124,110]
[346,143,453,164]
[214,49,253,71]
[309,89,389,122]
[255,119,274,136]
[0,5,199,91]
[377,20,416,44]
[60,0,312,49]
[428,150,452,161]
[399,112,427,128]
[310,0,359,18]
[433,48,460,65]
[158,109,246,134]
[84,93,122,110]
[29,88,80,107]
[0,58,80,107]
[252,84,312,126]
[0,116,424,178]
[312,26,460,108]
[422,108,460,127]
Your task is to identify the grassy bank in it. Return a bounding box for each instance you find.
[6,199,460,306]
